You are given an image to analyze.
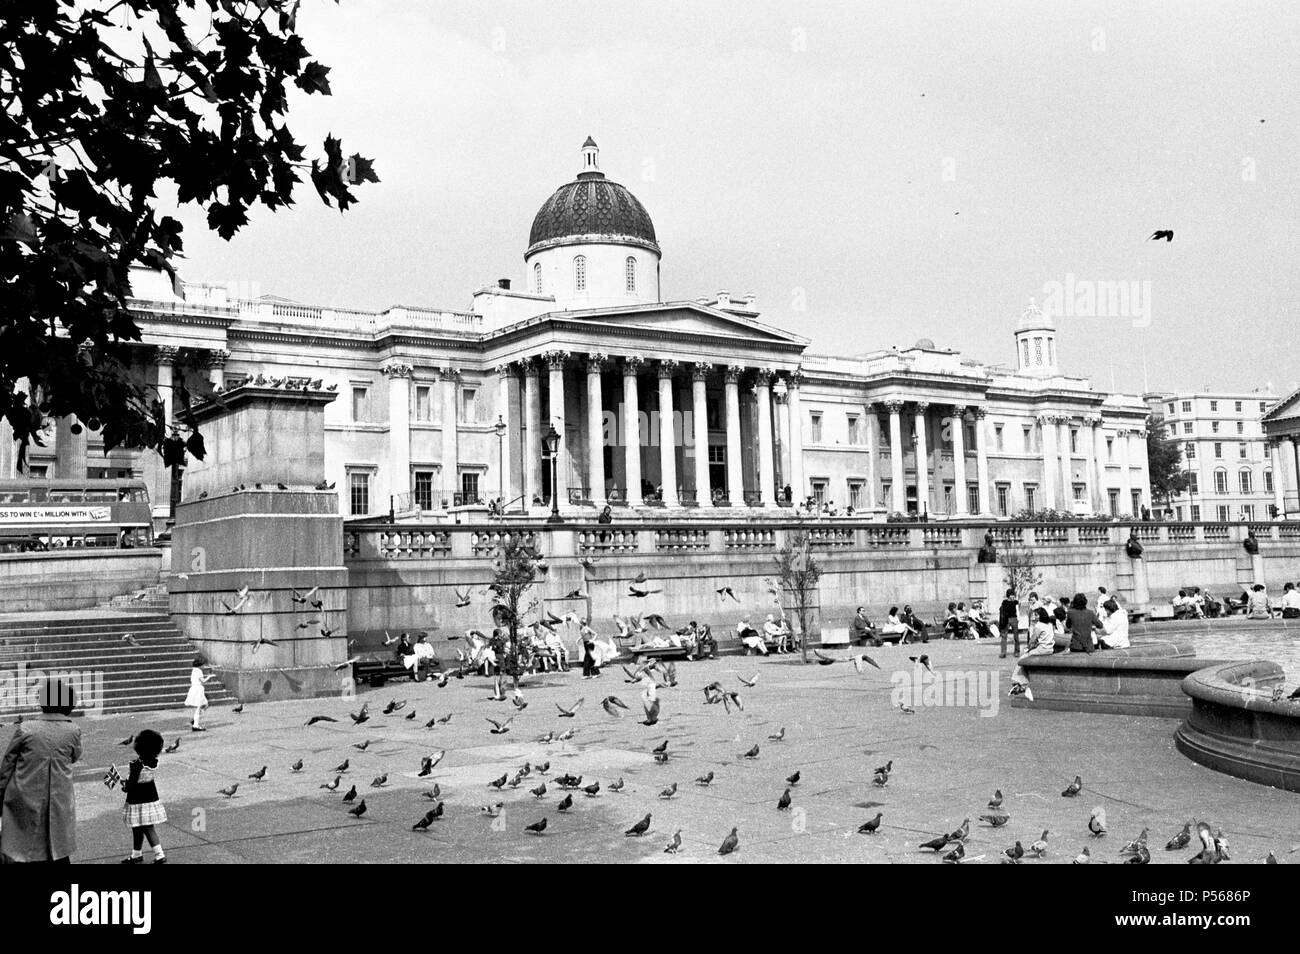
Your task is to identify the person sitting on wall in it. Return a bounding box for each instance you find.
[1199,587,1224,618]
[966,600,997,640]
[1097,597,1130,649]
[1065,593,1103,654]
[406,633,436,676]
[1224,589,1249,614]
[850,606,877,646]
[543,628,570,671]
[1171,589,1201,620]
[1280,582,1300,620]
[878,606,914,644]
[1246,583,1272,619]
[695,623,717,659]
[1009,607,1059,698]
[763,614,788,654]
[737,617,767,655]
[943,603,969,639]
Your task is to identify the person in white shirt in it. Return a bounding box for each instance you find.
[763,614,787,654]
[1098,598,1130,649]
[1280,582,1300,620]
[1009,607,1058,698]
[738,617,767,655]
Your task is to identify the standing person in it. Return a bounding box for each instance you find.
[185,658,216,731]
[998,588,1021,658]
[581,631,601,679]
[121,729,168,864]
[1065,593,1103,654]
[0,678,82,864]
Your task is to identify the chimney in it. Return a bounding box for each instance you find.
[716,290,731,308]
[497,278,511,290]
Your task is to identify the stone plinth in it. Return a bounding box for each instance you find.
[1175,660,1300,792]
[170,385,347,702]
[1010,641,1225,718]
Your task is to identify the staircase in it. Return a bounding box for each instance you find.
[97,583,170,614]
[0,610,235,717]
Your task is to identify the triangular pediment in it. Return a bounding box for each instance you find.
[546,301,808,346]
[1263,388,1300,426]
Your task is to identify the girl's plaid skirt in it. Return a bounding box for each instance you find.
[122,801,167,828]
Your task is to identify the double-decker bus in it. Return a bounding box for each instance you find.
[0,479,154,552]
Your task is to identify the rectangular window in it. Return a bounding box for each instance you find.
[810,412,823,443]
[1209,400,1218,411]
[414,385,432,422]
[1108,489,1120,516]
[1167,403,1175,415]
[1236,421,1244,434]
[1183,422,1193,433]
[1241,504,1254,521]
[1024,483,1037,512]
[461,387,477,423]
[351,386,370,422]
[1238,443,1247,459]
[848,481,864,510]
[1217,505,1230,522]
[1131,490,1142,515]
[811,480,827,505]
[1210,421,1219,433]
[413,470,434,511]
[1190,505,1201,521]
[461,471,479,503]
[1214,442,1223,459]
[1107,437,1114,459]
[1239,471,1253,494]
[1022,425,1032,452]
[1260,401,1268,414]
[1234,401,1243,412]
[1265,470,1274,493]
[878,417,890,448]
[967,484,980,514]
[1214,471,1228,494]
[348,471,370,516]
[1073,483,1086,503]
[1188,472,1199,494]
[1182,401,1192,413]
[996,483,1009,516]
[994,423,1004,451]
[1186,442,1196,459]
[881,481,891,505]
[847,415,861,445]
[1069,429,1078,453]
[943,484,953,511]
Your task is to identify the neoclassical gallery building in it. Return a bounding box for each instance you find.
[13,138,1153,524]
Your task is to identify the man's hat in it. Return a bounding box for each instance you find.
[38,676,76,711]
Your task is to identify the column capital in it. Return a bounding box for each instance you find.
[623,355,646,375]
[203,348,231,370]
[585,352,610,373]
[882,399,905,414]
[972,405,988,419]
[657,359,679,380]
[383,362,415,379]
[521,357,540,378]
[691,361,712,382]
[437,366,461,382]
[754,367,775,386]
[724,364,745,384]
[950,404,967,418]
[786,368,805,388]
[541,350,568,370]
[155,345,180,366]
[914,401,930,413]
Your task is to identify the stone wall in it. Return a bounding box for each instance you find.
[0,550,162,613]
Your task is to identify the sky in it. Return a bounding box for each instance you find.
[167,0,1300,400]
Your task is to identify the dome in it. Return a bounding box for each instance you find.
[526,139,659,257]
[913,337,936,350]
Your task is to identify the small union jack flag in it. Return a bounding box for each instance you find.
[103,764,122,790]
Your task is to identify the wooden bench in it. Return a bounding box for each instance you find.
[632,644,692,664]
[819,625,850,648]
[352,657,435,687]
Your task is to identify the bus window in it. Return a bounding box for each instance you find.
[29,487,47,502]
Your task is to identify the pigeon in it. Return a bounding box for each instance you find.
[305,715,338,726]
[980,811,1010,828]
[947,818,971,842]
[1028,830,1051,858]
[608,777,625,793]
[908,654,933,673]
[987,789,1004,810]
[813,650,837,665]
[695,771,714,786]
[218,783,239,798]
[738,674,759,688]
[942,842,966,864]
[1072,847,1092,865]
[348,709,370,726]
[919,833,952,851]
[291,586,318,605]
[625,813,653,837]
[1062,775,1083,797]
[658,783,678,800]
[437,714,453,724]
[1165,821,1193,851]
[785,770,801,786]
[333,759,350,773]
[777,788,792,811]
[341,785,357,803]
[1088,807,1107,837]
[768,727,786,742]
[858,812,883,834]
[248,766,267,782]
[530,782,547,799]
[557,793,574,812]
[898,703,916,715]
[121,633,139,646]
[480,803,504,818]
[873,768,890,787]
[652,740,669,755]
[371,773,389,788]
[628,584,662,598]
[486,717,514,735]
[582,781,601,798]
[418,756,435,778]
[511,693,527,711]
[353,740,371,752]
[653,752,669,765]
[741,744,760,759]
[319,776,341,792]
[421,785,442,801]
[718,828,740,855]
[1124,844,1151,864]
[348,799,367,818]
[1149,230,1174,242]
[164,738,181,754]
[488,774,508,790]
[557,728,577,742]
[454,587,472,608]
[250,636,278,654]
[664,830,683,853]
[382,699,407,715]
[874,760,893,776]
[1267,851,1278,864]
[601,696,630,717]
[1119,828,1149,858]
[556,698,584,718]
[716,586,740,602]
[851,653,881,672]
[119,735,135,746]
[405,710,418,721]
[412,809,438,831]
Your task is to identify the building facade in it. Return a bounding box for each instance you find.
[1145,390,1279,521]
[1262,387,1300,519]
[2,139,1154,524]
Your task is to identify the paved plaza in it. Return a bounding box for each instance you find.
[51,639,1294,864]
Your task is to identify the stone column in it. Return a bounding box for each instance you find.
[156,345,179,428]
[692,363,712,507]
[886,400,905,512]
[543,351,568,509]
[439,367,459,505]
[864,401,878,509]
[755,369,776,506]
[384,362,413,504]
[205,349,230,389]
[623,356,645,506]
[1058,418,1073,511]
[724,365,744,505]
[1282,437,1300,517]
[523,359,541,507]
[1038,415,1057,510]
[0,377,26,477]
[1091,419,1107,513]
[950,404,968,515]
[496,364,515,504]
[973,406,990,515]
[774,389,790,492]
[914,402,930,516]
[1269,439,1286,517]
[656,360,679,506]
[1116,428,1133,516]
[1131,429,1149,513]
[786,370,805,504]
[586,354,607,506]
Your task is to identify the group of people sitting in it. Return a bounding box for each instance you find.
[1007,588,1131,698]
[736,614,795,654]
[851,605,930,645]
[629,621,718,659]
[1172,582,1300,620]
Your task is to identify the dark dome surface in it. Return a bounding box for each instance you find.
[527,173,659,255]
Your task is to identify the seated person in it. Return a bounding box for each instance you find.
[850,606,877,645]
[763,614,788,653]
[899,605,929,643]
[737,616,767,655]
[1280,582,1300,620]
[966,601,996,640]
[1065,593,1103,654]
[943,603,969,639]
[405,633,436,673]
[1009,607,1059,696]
[1171,589,1202,620]
[1224,589,1250,614]
[1097,598,1130,649]
[395,632,415,663]
[695,623,717,659]
[880,606,915,643]
[1246,583,1272,620]
[543,629,570,671]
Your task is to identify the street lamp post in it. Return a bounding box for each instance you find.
[493,415,507,510]
[542,423,564,525]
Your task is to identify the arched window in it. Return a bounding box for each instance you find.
[625,256,636,293]
[533,261,543,294]
[1239,470,1253,495]
[573,255,587,293]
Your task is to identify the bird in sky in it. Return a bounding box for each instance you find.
[601,696,630,717]
[454,587,472,608]
[851,653,882,672]
[556,698,584,718]
[305,715,337,726]
[1149,230,1174,242]
[908,654,933,674]
[716,586,740,602]
[738,673,759,688]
